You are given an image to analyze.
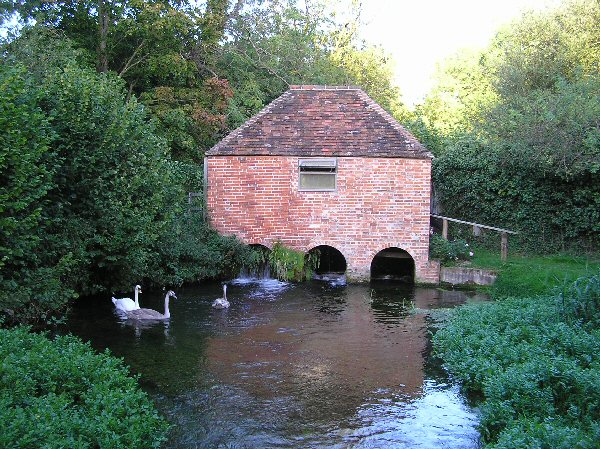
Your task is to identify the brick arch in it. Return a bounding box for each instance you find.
[369,242,417,261]
[304,241,347,257]
[247,242,272,250]
[368,244,417,263]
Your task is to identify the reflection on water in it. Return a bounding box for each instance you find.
[61,280,483,449]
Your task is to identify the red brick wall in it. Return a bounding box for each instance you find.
[206,156,439,283]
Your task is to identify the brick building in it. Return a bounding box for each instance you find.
[205,85,439,283]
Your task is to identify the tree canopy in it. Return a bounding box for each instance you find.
[418,0,600,250]
[0,29,255,324]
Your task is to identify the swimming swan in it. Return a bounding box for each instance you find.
[112,285,142,312]
[126,290,176,320]
[212,284,230,309]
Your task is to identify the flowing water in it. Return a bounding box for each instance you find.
[60,279,486,449]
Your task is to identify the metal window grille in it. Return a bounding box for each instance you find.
[298,158,337,191]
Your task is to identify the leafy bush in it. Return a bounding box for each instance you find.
[557,273,600,328]
[434,272,600,447]
[268,242,319,281]
[0,327,169,448]
[429,233,473,263]
[150,213,263,286]
[1,30,256,324]
[433,137,600,253]
[0,61,77,323]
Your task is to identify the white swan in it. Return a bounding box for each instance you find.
[126,290,176,320]
[212,284,230,309]
[112,285,142,312]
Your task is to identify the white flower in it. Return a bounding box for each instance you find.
[469,251,474,257]
[465,243,469,247]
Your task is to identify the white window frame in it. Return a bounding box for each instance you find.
[298,158,337,192]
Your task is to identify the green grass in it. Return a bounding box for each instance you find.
[460,247,600,298]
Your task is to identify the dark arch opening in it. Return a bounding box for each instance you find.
[249,243,270,252]
[370,247,415,283]
[308,245,347,275]
[241,244,271,279]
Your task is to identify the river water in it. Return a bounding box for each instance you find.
[61,279,484,449]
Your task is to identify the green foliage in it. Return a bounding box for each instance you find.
[434,273,600,448]
[0,326,169,448]
[0,56,78,322]
[433,136,599,251]
[150,213,261,286]
[419,49,497,140]
[140,77,234,160]
[420,0,600,252]
[4,30,179,294]
[0,62,52,277]
[1,30,251,324]
[467,248,600,299]
[429,234,473,263]
[268,242,318,282]
[558,273,600,328]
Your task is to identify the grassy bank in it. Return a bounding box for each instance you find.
[458,247,600,298]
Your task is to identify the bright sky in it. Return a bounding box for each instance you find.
[360,0,562,106]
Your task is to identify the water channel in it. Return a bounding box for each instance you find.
[60,279,485,449]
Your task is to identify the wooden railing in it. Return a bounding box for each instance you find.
[431,214,518,261]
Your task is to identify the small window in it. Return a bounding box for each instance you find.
[299,158,337,191]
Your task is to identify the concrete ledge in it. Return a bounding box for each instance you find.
[440,267,497,286]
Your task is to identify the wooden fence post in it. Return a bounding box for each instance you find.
[501,232,508,261]
[442,219,448,240]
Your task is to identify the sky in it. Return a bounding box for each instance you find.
[359,0,562,106]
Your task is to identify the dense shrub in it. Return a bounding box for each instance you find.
[0,327,169,448]
[434,273,600,447]
[1,31,255,324]
[150,213,263,286]
[433,137,600,253]
[429,234,473,263]
[0,61,78,322]
[0,31,178,322]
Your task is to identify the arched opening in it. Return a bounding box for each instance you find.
[249,243,270,252]
[308,245,347,275]
[370,247,415,283]
[239,244,271,279]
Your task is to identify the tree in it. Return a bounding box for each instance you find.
[1,30,178,321]
[424,0,600,250]
[219,0,408,127]
[419,49,497,143]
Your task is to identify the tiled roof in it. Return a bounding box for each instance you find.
[206,85,432,159]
